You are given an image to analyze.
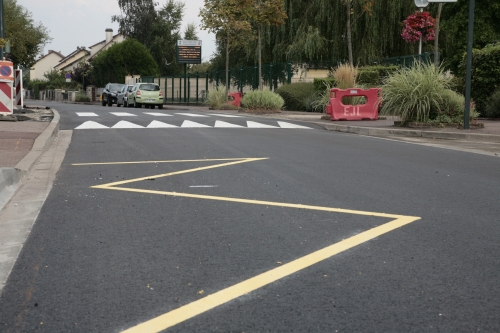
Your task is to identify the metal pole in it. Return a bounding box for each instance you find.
[0,0,4,59]
[418,8,423,55]
[464,0,475,130]
[184,64,187,103]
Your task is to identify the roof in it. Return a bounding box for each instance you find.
[58,47,88,64]
[34,50,65,63]
[89,33,121,48]
[55,48,90,70]
[88,34,124,61]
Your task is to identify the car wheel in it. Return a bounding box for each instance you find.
[101,98,106,106]
[150,105,155,109]
[158,104,163,109]
[108,98,112,107]
[134,99,141,108]
[117,102,121,107]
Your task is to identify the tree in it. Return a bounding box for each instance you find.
[183,23,199,40]
[71,59,93,89]
[112,0,185,76]
[4,0,51,67]
[247,0,287,89]
[90,39,158,87]
[200,0,254,95]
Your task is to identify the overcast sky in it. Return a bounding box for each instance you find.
[15,0,216,62]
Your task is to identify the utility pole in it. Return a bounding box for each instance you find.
[0,0,4,59]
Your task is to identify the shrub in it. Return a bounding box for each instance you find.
[242,90,284,110]
[276,82,316,111]
[313,78,336,92]
[75,92,90,102]
[332,64,358,89]
[381,62,477,124]
[205,85,227,109]
[357,70,379,87]
[485,87,500,118]
[458,42,500,115]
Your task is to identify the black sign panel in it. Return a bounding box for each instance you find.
[177,43,202,64]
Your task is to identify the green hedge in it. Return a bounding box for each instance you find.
[459,42,500,115]
[357,70,379,86]
[313,78,336,92]
[485,87,500,118]
[276,82,316,111]
[357,65,399,86]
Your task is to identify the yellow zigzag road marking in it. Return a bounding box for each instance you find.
[73,158,420,333]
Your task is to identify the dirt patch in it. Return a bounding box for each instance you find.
[10,107,54,122]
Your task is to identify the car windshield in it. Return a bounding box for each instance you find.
[139,84,160,91]
[127,86,134,92]
[110,84,125,91]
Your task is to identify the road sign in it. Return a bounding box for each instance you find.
[0,61,14,81]
[177,40,202,64]
[65,72,71,82]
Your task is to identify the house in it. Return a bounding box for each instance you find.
[54,46,90,73]
[29,50,65,81]
[88,28,125,60]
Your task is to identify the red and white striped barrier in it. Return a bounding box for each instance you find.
[0,60,14,114]
[15,68,23,109]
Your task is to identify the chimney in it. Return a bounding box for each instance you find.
[106,28,113,44]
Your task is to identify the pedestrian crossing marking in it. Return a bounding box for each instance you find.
[75,121,109,129]
[143,112,173,116]
[146,120,178,128]
[181,120,211,128]
[175,113,210,117]
[278,121,313,129]
[76,112,98,117]
[247,121,279,128]
[110,112,136,117]
[209,114,242,118]
[111,120,144,129]
[73,158,421,333]
[214,120,245,128]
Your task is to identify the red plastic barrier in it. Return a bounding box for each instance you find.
[228,92,243,107]
[326,88,382,121]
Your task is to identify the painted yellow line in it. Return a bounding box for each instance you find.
[121,216,419,333]
[95,186,411,219]
[94,158,268,188]
[72,158,252,166]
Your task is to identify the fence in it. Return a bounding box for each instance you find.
[383,52,439,67]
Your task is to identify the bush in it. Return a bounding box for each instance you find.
[357,70,379,87]
[458,42,500,115]
[75,92,90,102]
[242,90,284,111]
[381,62,478,124]
[205,85,227,109]
[485,87,500,118]
[276,82,316,111]
[313,78,336,92]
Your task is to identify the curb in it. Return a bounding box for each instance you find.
[0,110,60,209]
[316,122,500,143]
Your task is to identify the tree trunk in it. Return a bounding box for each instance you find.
[258,25,262,90]
[346,1,353,67]
[226,37,229,101]
[434,3,443,67]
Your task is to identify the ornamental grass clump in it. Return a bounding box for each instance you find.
[205,85,227,109]
[241,90,284,111]
[381,63,477,125]
[332,63,358,89]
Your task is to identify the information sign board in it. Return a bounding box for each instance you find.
[177,40,202,64]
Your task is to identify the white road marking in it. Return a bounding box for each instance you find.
[175,113,210,117]
[189,185,219,188]
[111,121,144,129]
[75,121,109,129]
[143,112,173,116]
[208,114,242,118]
[277,121,312,129]
[76,112,98,117]
[146,121,178,128]
[214,120,245,128]
[181,120,211,128]
[246,121,279,128]
[110,112,136,117]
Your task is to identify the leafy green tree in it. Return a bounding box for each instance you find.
[112,0,185,76]
[200,0,255,94]
[4,0,51,67]
[184,23,199,40]
[90,39,158,86]
[70,59,93,89]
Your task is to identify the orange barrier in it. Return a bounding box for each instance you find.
[228,92,242,107]
[326,88,382,121]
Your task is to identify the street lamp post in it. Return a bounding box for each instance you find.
[0,0,4,60]
[414,0,429,56]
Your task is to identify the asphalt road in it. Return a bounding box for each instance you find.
[1,102,499,332]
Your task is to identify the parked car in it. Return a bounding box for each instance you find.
[102,83,126,107]
[116,85,135,107]
[128,83,164,109]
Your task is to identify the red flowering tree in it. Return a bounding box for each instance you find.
[401,11,436,43]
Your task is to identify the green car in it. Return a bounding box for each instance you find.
[128,83,164,109]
